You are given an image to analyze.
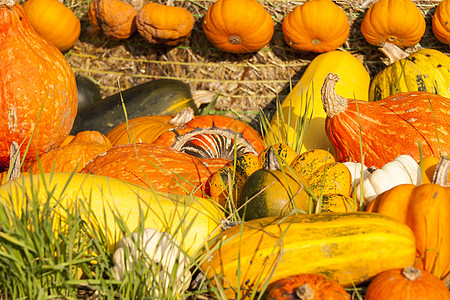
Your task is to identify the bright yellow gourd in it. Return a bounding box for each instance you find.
[267,50,370,154]
[0,173,224,256]
[201,212,416,299]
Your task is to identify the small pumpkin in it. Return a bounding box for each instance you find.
[237,148,312,220]
[0,0,78,171]
[265,273,350,300]
[355,155,422,205]
[28,131,112,174]
[22,0,80,52]
[282,0,350,53]
[136,1,194,46]
[369,42,450,101]
[106,108,194,146]
[202,0,274,53]
[88,0,138,40]
[432,0,450,45]
[360,0,426,48]
[366,157,450,279]
[267,50,370,155]
[365,266,450,300]
[322,73,450,168]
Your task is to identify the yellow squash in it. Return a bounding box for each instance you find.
[0,173,224,256]
[201,212,416,299]
[267,50,370,154]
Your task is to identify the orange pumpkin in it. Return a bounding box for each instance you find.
[0,0,78,171]
[282,0,350,53]
[106,108,194,146]
[365,266,450,300]
[432,0,450,45]
[152,115,266,160]
[366,158,450,279]
[80,143,229,197]
[29,131,112,173]
[88,0,138,40]
[202,0,274,53]
[265,273,350,300]
[22,0,81,52]
[361,0,426,48]
[136,2,194,46]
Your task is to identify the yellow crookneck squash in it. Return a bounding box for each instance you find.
[0,172,225,256]
[370,42,450,101]
[201,212,416,299]
[267,50,370,155]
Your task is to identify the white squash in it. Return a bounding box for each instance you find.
[354,155,422,205]
[112,228,192,296]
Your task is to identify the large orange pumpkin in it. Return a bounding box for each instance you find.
[202,0,274,53]
[0,0,78,172]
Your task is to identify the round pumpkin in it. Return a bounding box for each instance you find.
[282,0,350,53]
[202,0,274,53]
[360,0,426,48]
[365,266,450,300]
[265,273,350,300]
[0,0,78,171]
[136,2,194,46]
[432,0,450,45]
[22,0,80,52]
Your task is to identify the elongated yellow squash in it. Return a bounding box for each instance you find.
[0,173,224,256]
[267,51,370,154]
[201,212,416,299]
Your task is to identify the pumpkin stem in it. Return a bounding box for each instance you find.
[169,108,194,126]
[378,42,409,65]
[296,283,314,300]
[431,156,450,187]
[8,141,21,181]
[0,0,16,8]
[264,148,281,171]
[321,73,348,118]
[402,266,422,281]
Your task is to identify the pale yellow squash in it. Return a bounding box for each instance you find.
[267,50,370,154]
[0,173,224,255]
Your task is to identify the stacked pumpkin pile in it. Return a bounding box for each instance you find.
[2,0,450,298]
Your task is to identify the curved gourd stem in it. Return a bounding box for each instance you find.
[321,73,348,118]
[432,156,450,187]
[8,141,21,181]
[264,147,280,171]
[378,42,409,65]
[0,0,16,8]
[169,107,194,126]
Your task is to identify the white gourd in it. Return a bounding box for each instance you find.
[112,228,192,296]
[355,155,422,205]
[343,161,370,189]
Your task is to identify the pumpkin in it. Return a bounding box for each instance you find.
[112,228,192,297]
[71,79,198,135]
[153,114,266,160]
[0,172,225,256]
[282,0,350,53]
[365,266,450,300]
[360,0,426,48]
[202,0,274,53]
[237,148,312,220]
[432,0,450,45]
[355,155,422,205]
[369,42,450,101]
[88,0,138,40]
[28,131,112,174]
[267,50,370,155]
[75,75,102,110]
[366,157,450,279]
[136,1,194,46]
[320,194,358,213]
[201,212,416,299]
[22,0,80,52]
[80,143,229,198]
[265,273,350,300]
[106,108,194,146]
[0,0,78,171]
[322,73,450,169]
